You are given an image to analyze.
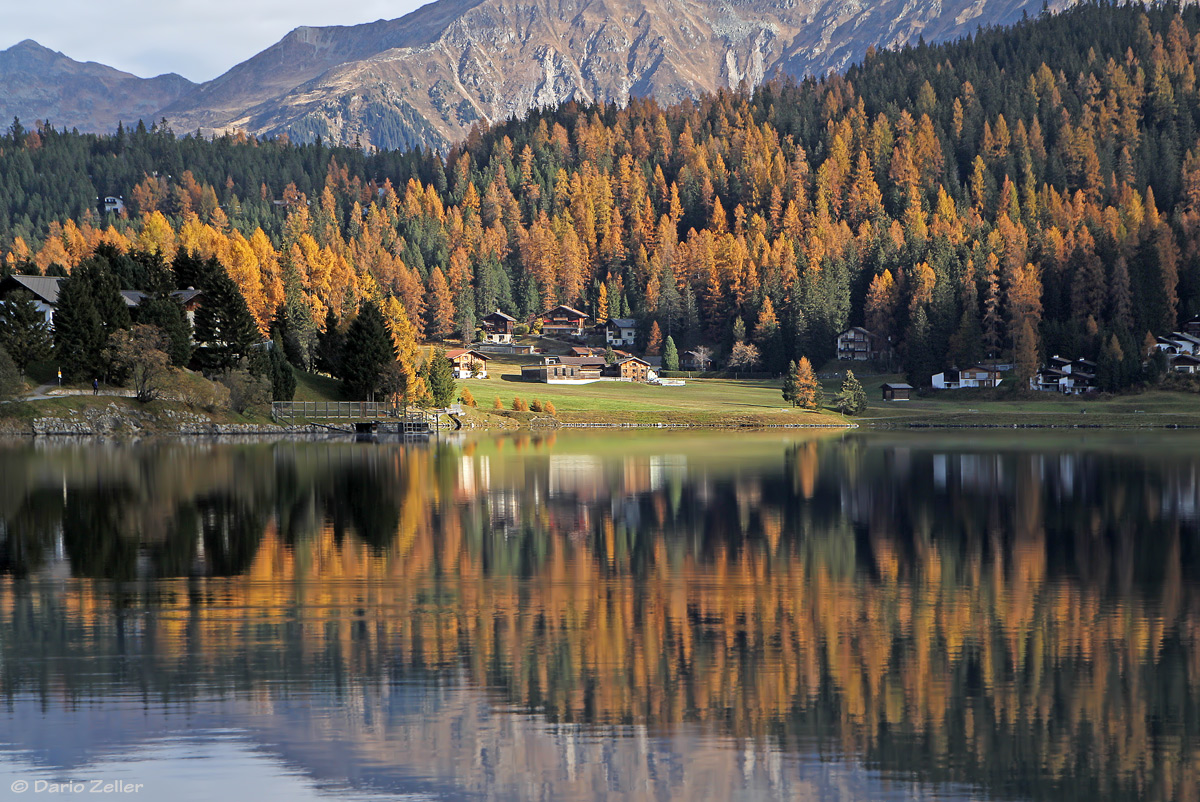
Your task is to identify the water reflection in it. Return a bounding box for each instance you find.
[0,433,1197,802]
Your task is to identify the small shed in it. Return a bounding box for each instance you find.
[881,382,913,401]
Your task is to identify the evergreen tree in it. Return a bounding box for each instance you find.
[268,337,296,401]
[834,370,868,415]
[136,294,192,367]
[782,360,799,407]
[340,300,395,400]
[0,290,52,373]
[426,347,457,408]
[315,307,344,377]
[0,345,20,402]
[905,307,935,388]
[193,264,261,374]
[53,267,114,383]
[663,336,679,371]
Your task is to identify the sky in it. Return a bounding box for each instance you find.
[0,0,432,83]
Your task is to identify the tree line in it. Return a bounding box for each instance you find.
[4,2,1200,390]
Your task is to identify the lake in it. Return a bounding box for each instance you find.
[0,431,1196,801]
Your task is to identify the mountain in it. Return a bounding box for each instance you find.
[156,0,1073,150]
[0,40,194,134]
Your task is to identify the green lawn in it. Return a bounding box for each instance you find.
[462,355,845,425]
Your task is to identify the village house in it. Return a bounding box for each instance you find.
[836,327,888,361]
[444,349,490,379]
[1184,314,1200,337]
[536,305,590,337]
[100,196,125,215]
[931,366,1003,390]
[881,382,912,401]
[1032,356,1097,394]
[1171,353,1200,374]
[569,346,629,359]
[0,275,204,328]
[601,318,637,348]
[480,310,516,344]
[602,356,654,382]
[521,355,604,383]
[0,275,63,324]
[681,349,711,371]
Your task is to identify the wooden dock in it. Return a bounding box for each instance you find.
[271,402,463,434]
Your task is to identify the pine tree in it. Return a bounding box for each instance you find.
[0,290,52,373]
[782,360,799,407]
[193,264,261,374]
[0,346,21,402]
[663,336,679,371]
[136,294,192,367]
[341,300,395,400]
[426,347,457,407]
[834,370,867,415]
[315,307,344,377]
[268,337,296,401]
[53,270,107,383]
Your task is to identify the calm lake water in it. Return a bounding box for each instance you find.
[0,431,1197,802]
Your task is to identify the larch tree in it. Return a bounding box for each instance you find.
[425,267,456,341]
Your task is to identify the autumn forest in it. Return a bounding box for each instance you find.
[3,2,1200,387]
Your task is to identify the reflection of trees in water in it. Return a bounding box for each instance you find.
[0,438,1198,801]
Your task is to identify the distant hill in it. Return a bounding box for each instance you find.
[0,40,194,134]
[4,0,1072,148]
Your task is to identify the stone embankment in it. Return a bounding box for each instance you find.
[11,402,326,436]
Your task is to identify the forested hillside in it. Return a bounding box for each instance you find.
[4,2,1200,389]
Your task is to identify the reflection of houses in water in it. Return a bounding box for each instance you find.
[931,453,1007,492]
[549,455,606,501]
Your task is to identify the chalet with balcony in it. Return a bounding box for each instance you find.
[836,327,887,361]
[601,318,638,347]
[480,310,516,344]
[1032,356,1097,394]
[537,305,590,337]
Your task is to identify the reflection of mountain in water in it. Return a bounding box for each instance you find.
[0,434,1198,801]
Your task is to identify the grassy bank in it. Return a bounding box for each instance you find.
[460,355,847,426]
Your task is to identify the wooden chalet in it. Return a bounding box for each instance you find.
[836,327,888,361]
[537,305,590,337]
[480,310,516,343]
[603,356,653,382]
[881,382,912,401]
[444,349,490,379]
[521,355,603,383]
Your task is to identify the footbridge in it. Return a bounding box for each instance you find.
[271,402,463,433]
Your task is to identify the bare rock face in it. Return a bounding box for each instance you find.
[6,0,1072,148]
[0,40,194,133]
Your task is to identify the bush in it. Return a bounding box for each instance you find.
[544,401,556,416]
[514,324,529,336]
[218,368,271,414]
[460,386,476,407]
[530,399,543,412]
[493,395,503,410]
[512,397,528,412]
[178,373,230,412]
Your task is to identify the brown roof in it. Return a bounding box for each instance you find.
[444,349,490,361]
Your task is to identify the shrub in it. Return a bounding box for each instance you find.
[514,324,529,336]
[493,395,503,410]
[512,397,528,412]
[218,368,271,414]
[530,399,543,412]
[460,386,476,407]
[544,401,556,416]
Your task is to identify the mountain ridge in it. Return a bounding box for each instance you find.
[4,0,1072,148]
